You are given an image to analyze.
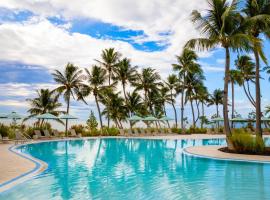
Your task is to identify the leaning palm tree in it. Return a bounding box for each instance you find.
[52,63,86,135]
[82,65,108,129]
[185,0,252,141]
[235,55,256,107]
[242,0,270,137]
[165,74,179,127]
[25,89,64,126]
[208,89,224,118]
[113,58,138,104]
[172,48,201,130]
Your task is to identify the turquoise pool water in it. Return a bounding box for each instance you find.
[1,138,270,200]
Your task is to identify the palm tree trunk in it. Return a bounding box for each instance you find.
[65,95,70,136]
[95,95,103,131]
[122,83,132,128]
[243,82,256,107]
[224,47,232,148]
[254,49,262,137]
[181,87,185,132]
[216,104,220,129]
[190,100,195,127]
[171,90,177,128]
[247,81,256,104]
[108,69,111,128]
[202,102,205,117]
[163,105,170,128]
[195,99,200,124]
[231,81,234,128]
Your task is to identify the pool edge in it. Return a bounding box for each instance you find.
[0,144,48,193]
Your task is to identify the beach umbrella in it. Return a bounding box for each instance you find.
[211,117,224,122]
[127,115,143,121]
[230,117,248,122]
[59,114,78,120]
[142,116,158,121]
[159,116,174,128]
[261,117,270,122]
[6,111,23,125]
[159,116,174,121]
[0,113,7,119]
[36,113,59,120]
[36,113,59,130]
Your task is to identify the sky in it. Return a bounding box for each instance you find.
[0,0,270,129]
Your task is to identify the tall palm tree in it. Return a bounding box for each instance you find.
[165,74,179,127]
[208,89,224,118]
[95,48,121,127]
[172,48,201,130]
[185,0,252,141]
[113,58,138,104]
[229,69,242,127]
[243,0,270,137]
[235,55,256,107]
[83,65,108,129]
[25,89,64,126]
[134,68,162,114]
[52,63,85,135]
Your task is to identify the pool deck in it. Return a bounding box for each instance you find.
[185,146,270,163]
[1,133,269,193]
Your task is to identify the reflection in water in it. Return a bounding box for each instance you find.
[0,138,269,200]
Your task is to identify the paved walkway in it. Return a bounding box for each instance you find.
[185,146,270,162]
[0,144,35,185]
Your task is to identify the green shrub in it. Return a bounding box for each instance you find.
[70,124,85,134]
[0,123,11,137]
[104,127,119,136]
[186,127,207,134]
[171,127,182,134]
[229,129,265,154]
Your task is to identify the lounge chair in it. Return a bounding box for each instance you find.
[70,129,81,137]
[15,130,27,144]
[43,130,55,138]
[34,130,45,139]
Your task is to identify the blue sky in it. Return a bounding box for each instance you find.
[0,0,270,128]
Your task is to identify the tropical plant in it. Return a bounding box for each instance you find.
[234,55,256,107]
[25,89,64,126]
[113,57,138,107]
[83,65,108,129]
[185,0,252,142]
[165,74,179,127]
[172,48,201,130]
[208,89,224,118]
[86,110,98,131]
[134,68,162,113]
[242,0,270,137]
[52,63,86,134]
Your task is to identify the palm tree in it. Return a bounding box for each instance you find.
[126,91,144,116]
[208,89,224,118]
[95,48,120,127]
[229,69,242,127]
[172,48,201,130]
[134,68,162,114]
[235,55,256,107]
[113,58,138,105]
[185,0,252,141]
[25,89,64,126]
[101,90,128,128]
[96,48,120,86]
[83,65,108,129]
[242,0,270,137]
[165,74,179,127]
[52,63,85,135]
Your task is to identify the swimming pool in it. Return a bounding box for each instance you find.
[1,138,270,200]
